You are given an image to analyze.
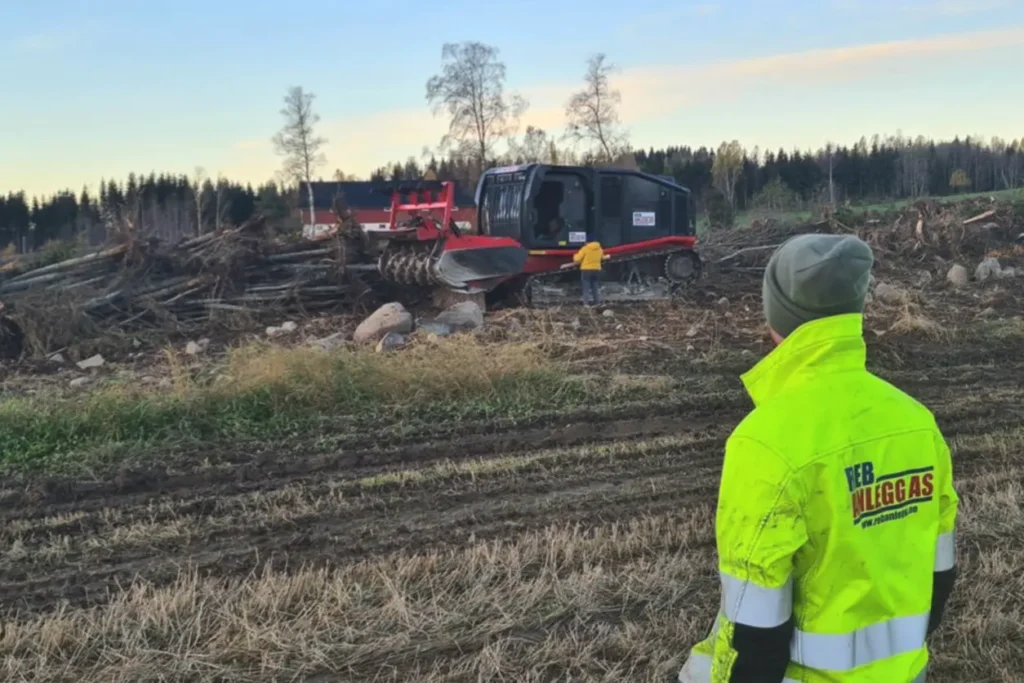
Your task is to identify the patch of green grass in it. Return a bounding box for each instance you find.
[0,338,614,472]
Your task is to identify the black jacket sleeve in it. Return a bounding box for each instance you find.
[729,619,794,683]
[928,566,957,636]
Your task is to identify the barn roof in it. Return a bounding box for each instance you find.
[298,181,476,210]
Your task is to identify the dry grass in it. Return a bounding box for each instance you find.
[0,336,591,469]
[0,513,717,683]
[888,304,949,339]
[219,336,556,404]
[4,455,1024,682]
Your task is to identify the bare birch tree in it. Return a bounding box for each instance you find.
[426,42,528,174]
[564,54,628,163]
[191,166,207,236]
[712,140,745,209]
[273,86,327,230]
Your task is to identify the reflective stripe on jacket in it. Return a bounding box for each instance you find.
[573,241,603,270]
[680,313,958,683]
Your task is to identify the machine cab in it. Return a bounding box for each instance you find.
[475,163,695,250]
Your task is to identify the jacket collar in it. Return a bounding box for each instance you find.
[740,313,867,407]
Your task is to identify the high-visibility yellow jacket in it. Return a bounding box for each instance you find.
[573,241,604,270]
[680,313,958,683]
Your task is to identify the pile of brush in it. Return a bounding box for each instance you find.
[855,197,1024,270]
[703,196,1023,279]
[701,217,837,274]
[0,214,382,357]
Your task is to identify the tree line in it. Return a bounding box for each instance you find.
[7,131,1019,253]
[371,134,1023,205]
[0,173,296,254]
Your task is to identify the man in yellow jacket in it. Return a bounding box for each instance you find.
[572,239,604,306]
[678,234,958,683]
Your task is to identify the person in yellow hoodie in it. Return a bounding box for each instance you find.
[677,233,958,683]
[572,238,604,306]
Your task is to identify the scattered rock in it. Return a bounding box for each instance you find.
[975,257,1003,282]
[686,325,700,338]
[946,264,969,287]
[140,375,158,385]
[570,318,581,331]
[873,282,907,305]
[157,378,173,390]
[47,352,67,364]
[266,322,298,339]
[76,354,105,370]
[602,309,615,318]
[715,297,730,310]
[418,322,453,337]
[132,338,142,349]
[69,376,91,389]
[978,308,998,318]
[433,301,485,332]
[354,302,414,344]
[312,332,347,351]
[912,270,933,287]
[997,266,1017,279]
[185,338,210,355]
[375,332,406,352]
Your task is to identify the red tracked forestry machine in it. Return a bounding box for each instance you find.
[363,163,702,306]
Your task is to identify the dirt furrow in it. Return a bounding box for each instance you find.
[0,465,719,616]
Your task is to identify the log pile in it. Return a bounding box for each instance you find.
[0,215,383,355]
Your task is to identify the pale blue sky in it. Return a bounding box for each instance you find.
[2,0,1023,197]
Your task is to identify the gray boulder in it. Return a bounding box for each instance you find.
[354,302,414,344]
[375,332,406,352]
[433,301,485,332]
[975,257,1002,282]
[77,354,105,370]
[873,282,907,305]
[946,264,969,287]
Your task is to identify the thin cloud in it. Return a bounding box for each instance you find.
[576,25,1024,125]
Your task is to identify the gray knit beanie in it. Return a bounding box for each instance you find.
[762,233,874,338]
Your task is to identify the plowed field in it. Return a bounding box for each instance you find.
[2,299,1024,682]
